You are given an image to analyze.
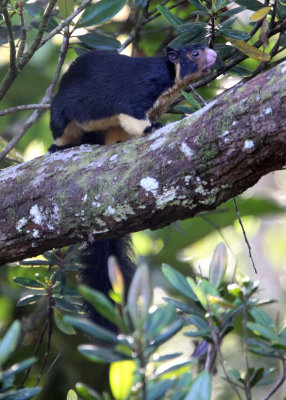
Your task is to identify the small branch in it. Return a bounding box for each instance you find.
[263,355,286,400]
[233,197,257,274]
[17,1,27,63]
[39,0,92,48]
[207,307,243,400]
[1,4,18,74]
[145,0,186,25]
[117,1,150,53]
[0,27,70,161]
[35,288,54,386]
[20,0,58,67]
[0,104,50,117]
[242,291,251,400]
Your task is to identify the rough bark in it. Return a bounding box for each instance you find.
[0,62,286,265]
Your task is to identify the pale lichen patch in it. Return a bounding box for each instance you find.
[110,154,118,162]
[140,177,159,196]
[281,65,286,74]
[264,107,272,115]
[156,188,177,207]
[180,142,193,159]
[105,206,116,216]
[150,136,166,151]
[30,205,43,225]
[16,217,27,232]
[244,140,255,150]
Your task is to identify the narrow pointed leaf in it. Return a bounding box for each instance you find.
[157,5,183,27]
[80,0,125,27]
[110,360,135,400]
[64,316,119,344]
[250,6,271,21]
[185,370,212,400]
[0,321,21,366]
[162,264,196,300]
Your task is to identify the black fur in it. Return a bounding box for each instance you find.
[50,45,210,141]
[79,236,134,330]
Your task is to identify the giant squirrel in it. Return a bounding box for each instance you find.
[49,45,217,327]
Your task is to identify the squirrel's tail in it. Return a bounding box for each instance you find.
[78,235,134,329]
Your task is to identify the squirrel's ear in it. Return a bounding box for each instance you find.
[167,47,180,64]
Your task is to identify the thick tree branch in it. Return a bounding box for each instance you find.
[0,62,286,265]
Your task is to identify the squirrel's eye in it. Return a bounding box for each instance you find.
[192,50,200,57]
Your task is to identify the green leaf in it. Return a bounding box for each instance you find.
[156,360,194,378]
[2,357,37,380]
[78,344,131,363]
[79,33,121,51]
[151,319,183,347]
[153,353,182,362]
[110,360,135,400]
[0,387,41,400]
[57,0,74,19]
[220,6,246,16]
[80,0,125,27]
[185,370,212,400]
[234,0,263,11]
[247,322,280,342]
[13,276,45,289]
[229,65,251,76]
[168,31,206,48]
[181,91,201,110]
[79,285,118,326]
[0,321,21,366]
[221,29,251,40]
[75,382,101,400]
[218,16,237,30]
[163,297,203,316]
[145,305,176,338]
[54,309,76,335]
[54,297,79,313]
[250,368,265,387]
[17,294,44,307]
[187,0,209,14]
[127,264,152,327]
[209,242,227,288]
[146,380,172,400]
[64,316,119,344]
[157,5,183,27]
[162,264,196,300]
[187,278,219,309]
[249,308,275,330]
[214,0,228,11]
[175,22,207,34]
[278,0,286,16]
[67,390,78,400]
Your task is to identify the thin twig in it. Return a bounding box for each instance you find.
[0,104,50,116]
[233,197,257,274]
[21,318,48,386]
[39,0,92,48]
[35,289,54,385]
[0,27,70,161]
[21,0,58,66]
[17,1,27,63]
[207,307,243,400]
[117,1,150,53]
[145,0,186,24]
[242,291,252,400]
[1,4,18,75]
[263,355,286,400]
